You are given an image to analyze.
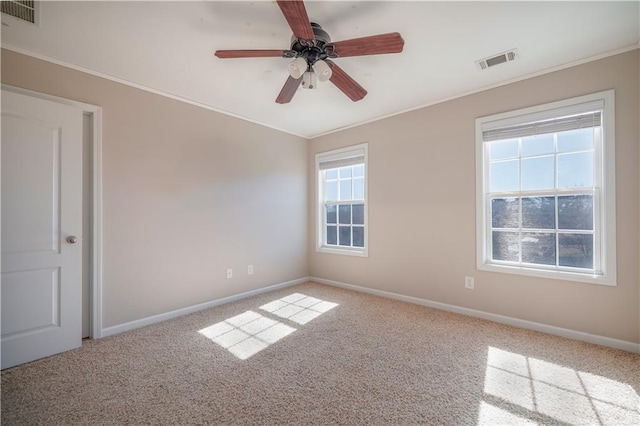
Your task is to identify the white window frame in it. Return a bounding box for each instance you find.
[315,143,368,257]
[475,90,616,285]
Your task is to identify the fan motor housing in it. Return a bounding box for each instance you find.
[290,22,333,64]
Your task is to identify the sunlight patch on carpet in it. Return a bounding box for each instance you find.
[260,293,338,325]
[199,311,295,360]
[480,346,640,425]
[199,294,338,360]
[478,401,537,425]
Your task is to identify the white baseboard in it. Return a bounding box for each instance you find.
[101,277,310,338]
[312,277,640,354]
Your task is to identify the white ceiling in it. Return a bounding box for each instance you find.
[2,1,639,138]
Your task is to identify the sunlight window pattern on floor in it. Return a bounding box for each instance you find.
[260,293,338,325]
[480,346,640,425]
[199,293,339,360]
[199,311,295,360]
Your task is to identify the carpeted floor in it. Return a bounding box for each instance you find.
[2,281,639,425]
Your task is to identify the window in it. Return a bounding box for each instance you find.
[316,143,368,256]
[476,91,616,285]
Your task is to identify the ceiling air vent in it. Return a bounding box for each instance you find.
[476,49,519,70]
[1,1,37,24]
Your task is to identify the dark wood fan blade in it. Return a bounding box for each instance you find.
[276,75,303,104]
[215,50,287,59]
[276,0,314,41]
[326,60,367,102]
[331,32,404,58]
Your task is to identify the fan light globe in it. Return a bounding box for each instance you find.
[288,57,307,79]
[312,60,332,82]
[301,71,317,89]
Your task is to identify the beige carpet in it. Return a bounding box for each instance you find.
[2,281,639,425]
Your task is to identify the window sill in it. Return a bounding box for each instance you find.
[317,246,368,257]
[477,262,616,286]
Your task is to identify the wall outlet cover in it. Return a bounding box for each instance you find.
[465,276,474,289]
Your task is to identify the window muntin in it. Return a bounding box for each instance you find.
[476,91,616,285]
[488,129,597,271]
[316,144,367,256]
[324,164,365,249]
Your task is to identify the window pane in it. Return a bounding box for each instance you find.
[521,232,556,266]
[558,152,593,188]
[491,198,519,228]
[558,128,594,153]
[352,204,364,225]
[559,233,593,269]
[339,179,352,201]
[522,197,555,229]
[492,232,519,262]
[490,139,518,160]
[522,134,554,157]
[558,195,593,230]
[353,177,364,200]
[326,226,337,245]
[339,226,351,246]
[339,205,351,224]
[317,146,367,255]
[326,205,337,224]
[521,156,554,190]
[353,226,364,247]
[326,181,338,201]
[490,160,519,192]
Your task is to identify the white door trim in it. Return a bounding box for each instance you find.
[2,84,104,339]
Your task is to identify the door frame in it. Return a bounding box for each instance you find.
[2,84,104,338]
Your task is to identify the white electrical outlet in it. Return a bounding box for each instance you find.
[247,265,254,275]
[465,276,474,289]
[226,268,233,279]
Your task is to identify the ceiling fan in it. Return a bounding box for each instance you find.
[214,0,405,104]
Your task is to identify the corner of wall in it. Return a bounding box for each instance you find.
[304,136,312,279]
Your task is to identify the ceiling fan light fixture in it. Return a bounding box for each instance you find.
[215,0,404,103]
[301,71,317,90]
[288,57,307,79]
[312,59,332,82]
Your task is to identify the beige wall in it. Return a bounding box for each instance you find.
[1,49,309,328]
[3,47,638,344]
[309,50,640,344]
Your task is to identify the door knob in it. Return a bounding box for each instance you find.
[66,236,78,244]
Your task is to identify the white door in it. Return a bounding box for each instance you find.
[1,89,83,369]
